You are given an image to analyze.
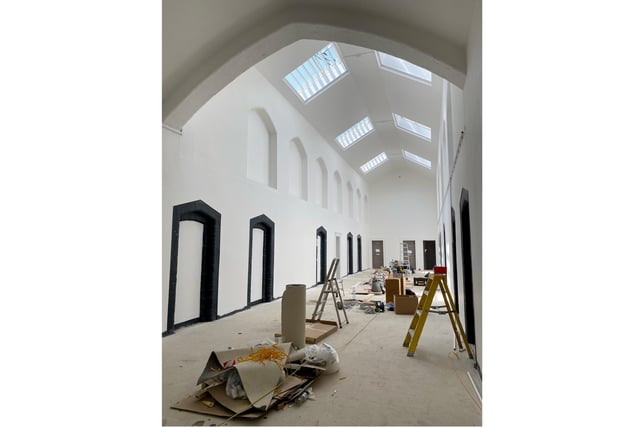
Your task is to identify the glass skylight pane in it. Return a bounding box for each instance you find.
[360,152,388,174]
[335,117,374,149]
[393,113,431,141]
[377,51,432,83]
[284,42,348,102]
[403,150,432,169]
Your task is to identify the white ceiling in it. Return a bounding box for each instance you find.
[255,39,443,181]
[163,0,478,181]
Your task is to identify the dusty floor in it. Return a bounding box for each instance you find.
[162,270,482,426]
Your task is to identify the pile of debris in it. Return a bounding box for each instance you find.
[172,341,339,419]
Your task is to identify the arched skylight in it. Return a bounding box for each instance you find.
[376,51,432,84]
[283,43,348,103]
[360,152,388,174]
[393,113,431,141]
[335,116,374,149]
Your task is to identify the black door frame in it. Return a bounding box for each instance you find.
[247,214,275,306]
[459,189,476,344]
[316,226,327,284]
[451,207,460,313]
[346,233,354,274]
[166,200,221,335]
[357,235,362,272]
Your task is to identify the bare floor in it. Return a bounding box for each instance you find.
[163,270,482,426]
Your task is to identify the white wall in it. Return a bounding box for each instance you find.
[367,171,438,270]
[162,67,370,333]
[436,1,482,370]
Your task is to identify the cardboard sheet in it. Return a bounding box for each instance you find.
[281,284,306,349]
[171,392,265,419]
[195,343,291,409]
[172,371,307,418]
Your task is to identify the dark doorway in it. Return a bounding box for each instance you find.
[372,240,384,269]
[316,226,327,284]
[450,208,460,313]
[402,240,416,270]
[442,226,447,267]
[346,233,354,275]
[247,214,275,307]
[357,235,362,272]
[423,240,436,270]
[166,200,221,335]
[460,189,476,345]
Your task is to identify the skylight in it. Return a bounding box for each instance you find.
[403,150,432,169]
[283,43,348,103]
[376,51,432,84]
[335,117,374,149]
[360,152,388,174]
[393,113,431,141]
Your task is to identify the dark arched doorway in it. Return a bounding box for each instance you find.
[247,214,275,306]
[451,207,460,313]
[357,235,362,272]
[459,189,476,345]
[346,233,354,275]
[316,226,327,284]
[166,200,221,335]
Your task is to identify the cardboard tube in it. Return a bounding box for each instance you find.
[281,284,307,349]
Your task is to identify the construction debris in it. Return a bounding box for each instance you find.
[172,341,337,419]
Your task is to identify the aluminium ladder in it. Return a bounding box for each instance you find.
[402,267,473,358]
[310,257,349,328]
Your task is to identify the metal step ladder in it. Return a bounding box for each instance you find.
[403,266,473,358]
[310,257,349,328]
[401,242,411,271]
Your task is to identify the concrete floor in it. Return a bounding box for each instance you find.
[163,270,482,426]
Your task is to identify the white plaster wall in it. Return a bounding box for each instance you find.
[367,172,438,270]
[436,1,482,369]
[162,67,369,332]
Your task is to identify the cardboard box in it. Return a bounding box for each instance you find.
[385,278,403,303]
[394,295,419,314]
[275,319,338,344]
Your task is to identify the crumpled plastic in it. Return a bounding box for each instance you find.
[303,343,340,374]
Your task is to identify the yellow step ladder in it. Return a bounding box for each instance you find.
[403,267,474,358]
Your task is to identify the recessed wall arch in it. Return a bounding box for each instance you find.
[166,200,221,335]
[247,108,277,189]
[247,214,275,306]
[289,137,308,200]
[333,171,343,214]
[163,5,467,128]
[346,181,354,218]
[315,157,328,208]
[356,189,362,221]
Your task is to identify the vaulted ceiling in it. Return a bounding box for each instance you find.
[255,39,443,180]
[163,0,477,181]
